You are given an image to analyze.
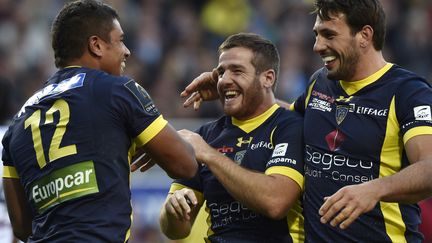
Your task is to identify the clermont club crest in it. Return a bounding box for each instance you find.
[335,105,349,125]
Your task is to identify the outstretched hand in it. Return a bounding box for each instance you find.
[180,69,219,110]
[319,183,380,229]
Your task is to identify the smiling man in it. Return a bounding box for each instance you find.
[1,1,198,242]
[180,0,432,242]
[158,33,305,242]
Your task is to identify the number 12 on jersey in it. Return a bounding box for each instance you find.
[24,99,77,169]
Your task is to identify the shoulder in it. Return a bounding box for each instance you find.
[387,65,430,87]
[274,107,304,125]
[309,67,327,83]
[196,116,228,137]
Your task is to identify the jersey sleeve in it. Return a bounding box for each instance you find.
[109,78,168,147]
[396,78,432,144]
[264,113,304,190]
[291,69,321,115]
[1,128,19,179]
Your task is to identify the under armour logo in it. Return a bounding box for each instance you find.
[236,137,253,147]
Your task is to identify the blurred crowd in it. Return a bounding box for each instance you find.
[0,0,431,120]
[0,0,431,242]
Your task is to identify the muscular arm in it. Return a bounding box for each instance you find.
[374,134,432,202]
[3,178,32,241]
[179,130,302,219]
[203,150,301,219]
[144,124,198,179]
[319,134,432,229]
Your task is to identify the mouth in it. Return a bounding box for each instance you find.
[121,61,126,72]
[224,90,240,101]
[322,55,337,69]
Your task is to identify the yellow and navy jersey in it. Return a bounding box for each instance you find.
[1,67,167,242]
[171,104,305,243]
[293,64,432,242]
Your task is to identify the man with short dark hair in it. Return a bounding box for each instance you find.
[181,0,432,242]
[2,1,197,242]
[155,33,305,242]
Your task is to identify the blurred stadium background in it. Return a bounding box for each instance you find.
[0,0,431,242]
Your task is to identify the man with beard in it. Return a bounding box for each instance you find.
[179,0,432,242]
[1,1,197,242]
[157,33,305,242]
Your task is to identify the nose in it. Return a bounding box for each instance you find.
[218,71,233,85]
[313,36,325,54]
[124,46,131,58]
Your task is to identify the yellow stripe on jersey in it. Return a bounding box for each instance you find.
[169,183,209,243]
[3,166,18,178]
[169,183,205,206]
[265,166,304,190]
[178,203,210,243]
[304,79,317,111]
[123,200,133,243]
[403,126,432,144]
[134,115,168,147]
[286,200,305,243]
[269,126,277,148]
[232,104,279,133]
[340,63,393,95]
[379,96,407,242]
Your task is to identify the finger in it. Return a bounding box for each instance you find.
[183,91,201,108]
[320,195,346,224]
[139,160,156,172]
[130,153,150,172]
[319,193,343,216]
[193,97,202,110]
[339,208,363,229]
[169,195,186,219]
[184,190,198,206]
[182,72,212,96]
[173,193,192,220]
[165,201,182,221]
[329,205,355,227]
[211,68,219,82]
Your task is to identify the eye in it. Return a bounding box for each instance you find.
[233,69,242,75]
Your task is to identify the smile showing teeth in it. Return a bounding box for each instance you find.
[225,90,239,100]
[322,56,336,63]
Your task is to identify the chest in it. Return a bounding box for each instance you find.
[304,82,397,158]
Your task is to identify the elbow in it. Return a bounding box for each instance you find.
[261,198,292,220]
[13,228,31,242]
[168,160,198,179]
[264,207,289,220]
[163,231,190,240]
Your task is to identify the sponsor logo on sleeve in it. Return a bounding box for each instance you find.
[124,80,159,115]
[414,105,432,121]
[272,143,288,157]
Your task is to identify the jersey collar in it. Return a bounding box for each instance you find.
[340,63,393,95]
[231,104,279,133]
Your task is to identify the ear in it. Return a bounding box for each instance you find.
[261,69,275,89]
[88,35,104,57]
[358,25,374,48]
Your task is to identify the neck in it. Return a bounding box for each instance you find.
[348,49,387,82]
[64,55,101,71]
